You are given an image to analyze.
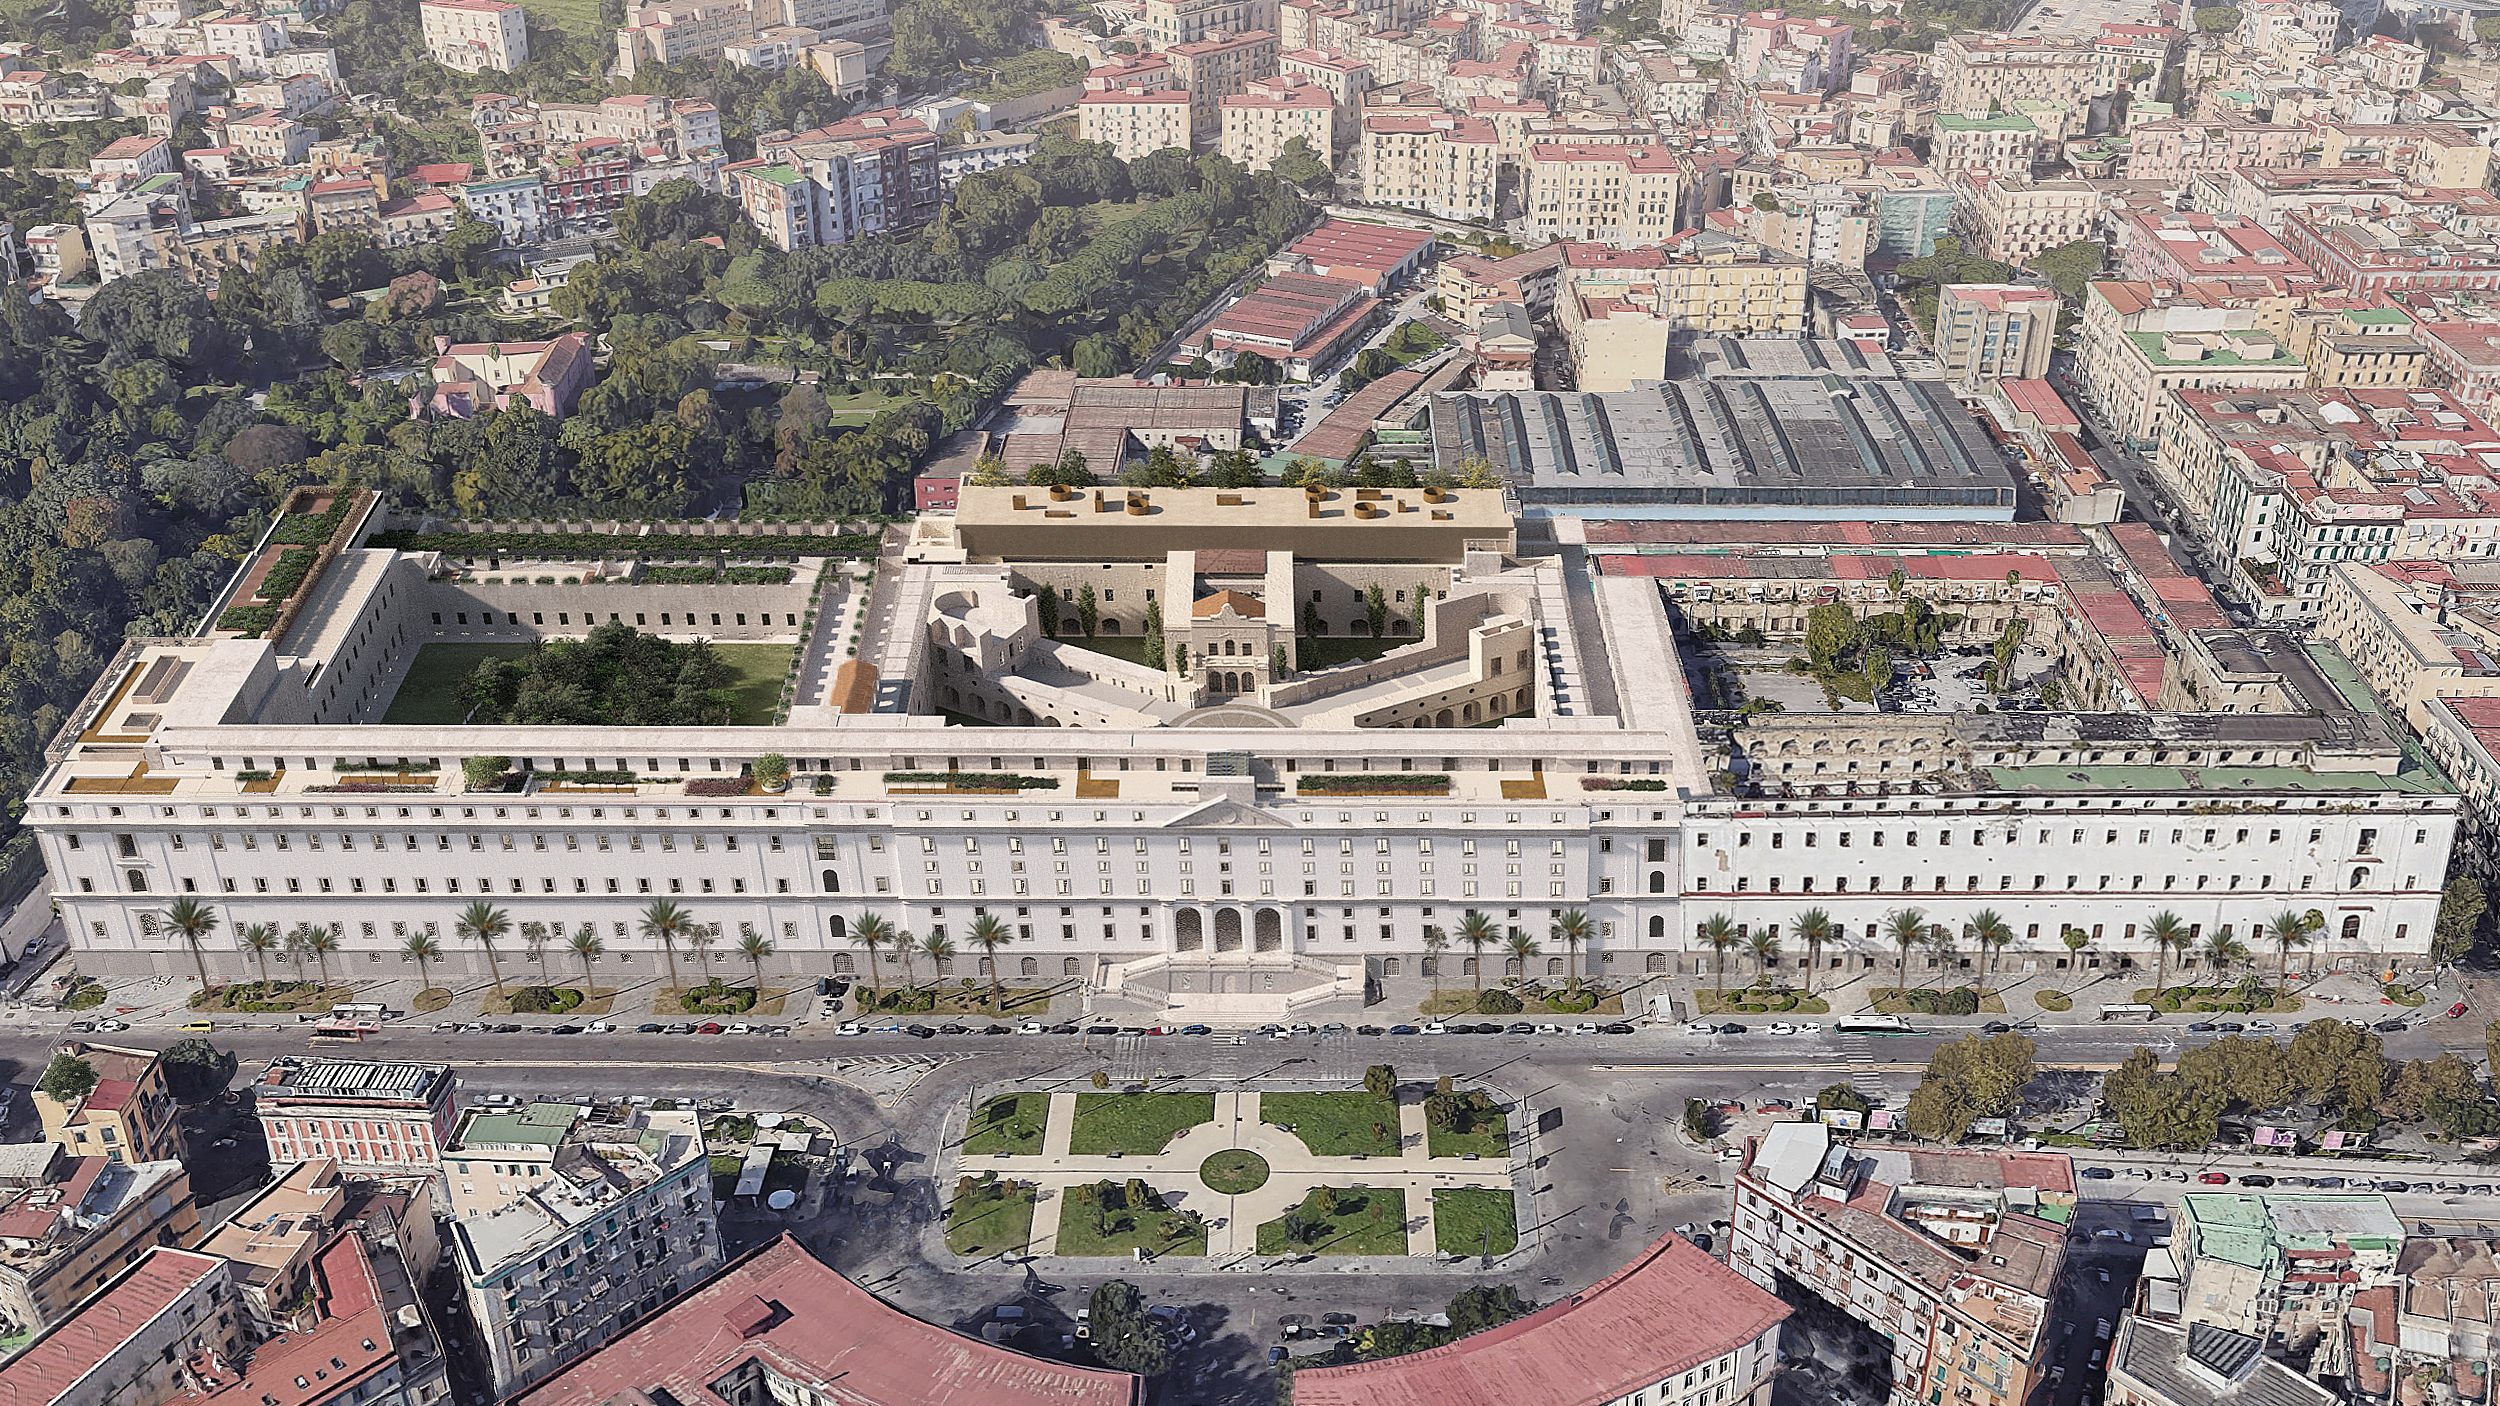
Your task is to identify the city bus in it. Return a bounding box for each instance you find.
[1834,1015,1918,1036]
[308,1017,381,1043]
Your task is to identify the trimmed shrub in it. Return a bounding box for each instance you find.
[1474,988,1523,1015]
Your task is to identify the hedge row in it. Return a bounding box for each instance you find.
[639,566,797,585]
[1298,774,1450,793]
[368,529,878,558]
[218,605,278,637]
[255,547,319,603]
[270,495,358,546]
[883,772,1060,790]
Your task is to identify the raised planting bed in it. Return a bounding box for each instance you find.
[367,529,880,558]
[883,772,1060,791]
[1296,775,1450,795]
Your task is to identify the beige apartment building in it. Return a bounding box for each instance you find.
[1147,0,1279,48]
[2073,278,2306,447]
[1554,239,1809,389]
[35,1041,180,1164]
[1935,283,2060,391]
[2318,562,2500,733]
[2305,307,2428,390]
[1079,89,1194,160]
[1219,77,1333,171]
[1361,111,1497,220]
[1955,172,2098,265]
[1934,34,2102,115]
[1523,143,1681,245]
[419,0,528,73]
[1930,112,2037,180]
[1171,30,1278,143]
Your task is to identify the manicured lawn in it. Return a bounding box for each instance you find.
[1299,634,1404,670]
[1254,1187,1410,1256]
[1067,1092,1215,1156]
[1053,633,1162,668]
[964,1093,1050,1156]
[513,0,602,35]
[1200,1150,1271,1194]
[1432,1188,1518,1256]
[382,642,791,727]
[1425,1103,1511,1160]
[946,1179,1037,1256]
[1260,1091,1401,1156]
[1052,1184,1208,1257]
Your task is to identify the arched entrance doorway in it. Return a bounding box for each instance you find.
[1254,908,1283,951]
[1175,910,1204,952]
[1214,908,1244,952]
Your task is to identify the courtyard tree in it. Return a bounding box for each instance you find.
[1746,927,1780,988]
[919,929,955,989]
[1076,582,1099,638]
[1804,604,1859,671]
[2266,909,2313,991]
[567,925,605,989]
[39,1053,98,1105]
[638,897,695,996]
[738,930,776,991]
[2194,4,2241,32]
[1793,908,1835,997]
[1503,929,1540,980]
[1088,1281,1171,1377]
[967,913,1014,1005]
[238,923,280,987]
[2061,927,2091,986]
[1550,909,1592,987]
[2201,929,2250,986]
[2146,910,2189,995]
[1969,910,2012,1001]
[1457,910,1497,990]
[1700,913,1739,996]
[1365,582,1389,638]
[1365,1064,1398,1099]
[288,922,339,986]
[1884,908,1928,993]
[401,931,444,992]
[2436,876,2488,964]
[853,913,897,991]
[159,1038,236,1103]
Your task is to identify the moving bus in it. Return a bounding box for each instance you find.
[2099,1004,2158,1022]
[308,1018,381,1043]
[1834,1015,1918,1035]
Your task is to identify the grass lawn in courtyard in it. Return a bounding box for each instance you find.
[1067,1092,1215,1156]
[1432,1188,1518,1256]
[1298,633,1404,670]
[1254,1186,1410,1257]
[1053,1185,1208,1258]
[1260,1091,1401,1156]
[1052,633,1161,668]
[945,1178,1037,1256]
[382,643,791,727]
[963,1093,1050,1156]
[1424,1100,1510,1159]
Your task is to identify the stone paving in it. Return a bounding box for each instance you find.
[951,1087,1519,1262]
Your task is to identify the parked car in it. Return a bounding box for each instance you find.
[2449,1001,2471,1019]
[697,1022,726,1035]
[1766,1022,1800,1036]
[1181,1024,1212,1035]
[2198,1171,2230,1184]
[2081,1167,2116,1180]
[1389,1024,1420,1035]
[1016,1022,1046,1035]
[2237,1174,2274,1188]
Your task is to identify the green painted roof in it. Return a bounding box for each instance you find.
[2347,308,2413,327]
[459,1102,575,1147]
[1936,113,2037,131]
[2127,331,2299,368]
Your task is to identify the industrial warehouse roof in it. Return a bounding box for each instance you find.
[1430,375,2016,514]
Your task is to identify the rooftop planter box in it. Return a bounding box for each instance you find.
[1296,774,1450,795]
[685,775,753,797]
[1581,777,1672,791]
[883,771,1059,793]
[366,529,878,559]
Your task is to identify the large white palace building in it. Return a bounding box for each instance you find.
[30,483,2458,1016]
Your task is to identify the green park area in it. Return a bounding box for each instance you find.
[1255,1186,1409,1256]
[1054,1179,1208,1257]
[1432,1188,1519,1256]
[945,1176,1037,1256]
[1067,1092,1215,1156]
[963,1093,1050,1155]
[1261,1091,1401,1156]
[381,641,791,727]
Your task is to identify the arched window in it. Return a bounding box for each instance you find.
[1063,957,1082,976]
[827,915,848,941]
[823,869,840,892]
[1649,871,1666,894]
[1648,915,1666,938]
[1020,956,1039,976]
[2349,867,2367,888]
[2341,914,2362,942]
[126,870,147,893]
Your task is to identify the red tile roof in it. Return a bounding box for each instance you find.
[1293,1235,1788,1406]
[514,1235,1141,1406]
[0,1249,224,1403]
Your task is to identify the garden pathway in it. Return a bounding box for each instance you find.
[951,1088,1518,1264]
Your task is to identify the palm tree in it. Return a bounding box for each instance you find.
[521,922,554,987]
[1968,910,2013,1002]
[919,929,955,987]
[289,922,339,987]
[1457,910,1497,991]
[2265,909,2313,995]
[567,926,605,989]
[852,913,896,994]
[1421,924,1449,982]
[1503,929,1541,980]
[238,923,279,988]
[2146,910,2189,995]
[402,932,444,992]
[158,896,219,994]
[1884,908,1928,994]
[737,931,775,992]
[686,923,721,985]
[637,898,694,995]
[1793,908,1835,998]
[2061,926,2091,988]
[1923,923,1960,994]
[1746,928,1781,990]
[1549,909,1592,988]
[455,900,513,1001]
[966,914,1014,1005]
[2202,929,2250,986]
[1700,913,1739,996]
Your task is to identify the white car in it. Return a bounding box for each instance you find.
[726,1023,754,1035]
[1684,1021,1716,1035]
[93,1019,127,1032]
[1767,1021,1801,1036]
[1534,1023,1564,1036]
[1573,1022,1601,1035]
[1268,1028,1294,1040]
[585,1021,615,1033]
[1287,1021,1318,1034]
[836,1022,868,1037]
[1016,1021,1047,1035]
[1422,1021,1450,1034]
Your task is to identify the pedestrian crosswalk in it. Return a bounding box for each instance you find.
[1098,1031,1366,1085]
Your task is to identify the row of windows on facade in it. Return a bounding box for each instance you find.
[1701,824,2414,852]
[431,610,797,628]
[99,870,794,897]
[1690,915,2401,945]
[87,830,1591,859]
[1690,868,2407,895]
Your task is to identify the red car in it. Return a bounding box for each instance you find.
[2198,1172,2230,1185]
[697,1021,726,1035]
[2449,1001,2470,1019]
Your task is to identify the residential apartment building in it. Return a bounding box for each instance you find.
[2281,214,2500,298]
[0,1250,239,1406]
[1734,1123,2072,1406]
[1171,30,1278,142]
[1218,77,1332,171]
[1929,113,2036,181]
[1523,144,1680,246]
[2421,696,2500,890]
[2420,321,2500,417]
[459,174,548,244]
[1146,0,1279,48]
[2073,279,2309,449]
[253,1057,459,1175]
[1933,34,2101,114]
[2319,562,2500,733]
[420,0,528,73]
[1079,88,1194,161]
[1934,284,2059,392]
[2116,212,2312,287]
[35,1041,180,1164]
[1556,238,1809,343]
[1736,187,1872,268]
[0,1145,203,1339]
[2173,1193,2402,1352]
[2126,117,2306,185]
[448,1103,721,1396]
[614,0,750,78]
[1954,173,2097,266]
[1361,112,1497,221]
[2110,1314,2337,1406]
[1295,1233,1787,1406]
[732,111,942,248]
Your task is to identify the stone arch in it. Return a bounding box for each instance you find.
[978,956,995,977]
[1382,957,1402,976]
[1214,907,1244,952]
[1102,619,1121,634]
[1505,955,1525,977]
[1463,702,1480,722]
[2341,914,2362,942]
[1175,910,1204,951]
[1420,956,1439,977]
[834,953,855,973]
[1064,957,1082,976]
[1547,956,1564,975]
[1254,908,1283,951]
[1019,956,1039,976]
[1515,689,1530,710]
[1647,952,1672,972]
[1461,957,1479,976]
[1436,708,1454,727]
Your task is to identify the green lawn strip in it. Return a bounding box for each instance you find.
[1431,1188,1518,1256]
[711,644,796,725]
[1424,1105,1510,1159]
[1066,1092,1215,1155]
[382,642,791,727]
[1260,1091,1401,1156]
[946,1179,1037,1256]
[1052,1185,1208,1257]
[1254,1186,1410,1256]
[1298,634,1403,669]
[1051,634,1160,667]
[962,1092,1050,1156]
